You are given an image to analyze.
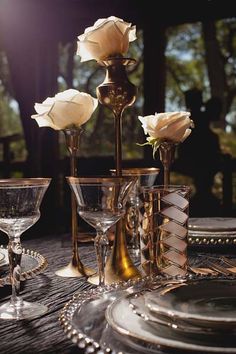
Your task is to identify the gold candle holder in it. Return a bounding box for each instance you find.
[94,57,141,284]
[55,128,95,277]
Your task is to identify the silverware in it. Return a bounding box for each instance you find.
[188,266,215,275]
[221,256,236,269]
[207,261,236,276]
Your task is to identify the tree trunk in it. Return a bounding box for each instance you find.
[143,22,167,162]
[202,21,227,125]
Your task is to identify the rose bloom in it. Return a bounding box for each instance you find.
[31,89,98,130]
[138,112,193,144]
[77,16,136,62]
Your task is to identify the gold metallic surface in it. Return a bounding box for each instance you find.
[95,57,140,283]
[104,218,141,284]
[56,128,95,278]
[96,57,137,176]
[88,219,142,285]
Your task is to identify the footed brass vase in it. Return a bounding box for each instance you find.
[159,141,176,187]
[95,57,141,284]
[96,57,137,175]
[55,128,95,278]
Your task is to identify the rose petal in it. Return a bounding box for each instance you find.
[158,117,192,141]
[31,113,60,130]
[55,89,79,101]
[77,16,136,61]
[34,103,51,115]
[47,101,87,129]
[42,97,56,105]
[138,111,192,144]
[181,128,192,142]
[31,89,98,130]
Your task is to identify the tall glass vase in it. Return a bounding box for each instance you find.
[95,57,141,284]
[55,128,95,277]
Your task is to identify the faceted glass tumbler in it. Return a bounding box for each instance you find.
[140,185,190,277]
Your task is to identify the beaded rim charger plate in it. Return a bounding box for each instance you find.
[0,245,48,287]
[188,217,236,246]
[60,274,236,353]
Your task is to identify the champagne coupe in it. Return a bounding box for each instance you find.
[0,178,51,320]
[67,176,136,286]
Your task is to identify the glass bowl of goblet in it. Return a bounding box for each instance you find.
[67,176,136,286]
[0,178,51,320]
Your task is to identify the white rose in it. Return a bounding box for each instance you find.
[138,112,193,144]
[31,89,98,130]
[77,16,136,62]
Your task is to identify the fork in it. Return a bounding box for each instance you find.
[221,256,236,269]
[207,260,236,276]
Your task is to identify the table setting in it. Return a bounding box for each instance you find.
[1,14,236,354]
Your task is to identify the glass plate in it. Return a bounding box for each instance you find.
[106,289,236,353]
[60,274,236,353]
[129,289,236,335]
[0,245,48,287]
[144,278,236,330]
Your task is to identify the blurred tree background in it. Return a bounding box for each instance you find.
[0,14,236,224]
[1,18,236,162]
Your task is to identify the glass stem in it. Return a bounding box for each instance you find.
[94,230,109,286]
[8,235,23,305]
[64,128,82,268]
[127,196,139,249]
[133,196,140,250]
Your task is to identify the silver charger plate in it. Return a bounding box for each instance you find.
[60,274,236,354]
[0,245,48,287]
[188,217,236,246]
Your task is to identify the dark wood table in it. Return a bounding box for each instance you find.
[0,234,96,354]
[1,233,235,354]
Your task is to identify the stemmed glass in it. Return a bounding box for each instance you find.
[67,176,136,286]
[0,178,51,320]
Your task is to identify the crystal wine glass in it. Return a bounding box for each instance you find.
[67,176,136,286]
[0,178,51,320]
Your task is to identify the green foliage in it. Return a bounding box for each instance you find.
[165,22,209,109]
[0,50,26,161]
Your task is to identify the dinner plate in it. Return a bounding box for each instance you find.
[129,289,236,335]
[144,278,236,330]
[106,291,236,353]
[0,245,48,287]
[188,217,236,246]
